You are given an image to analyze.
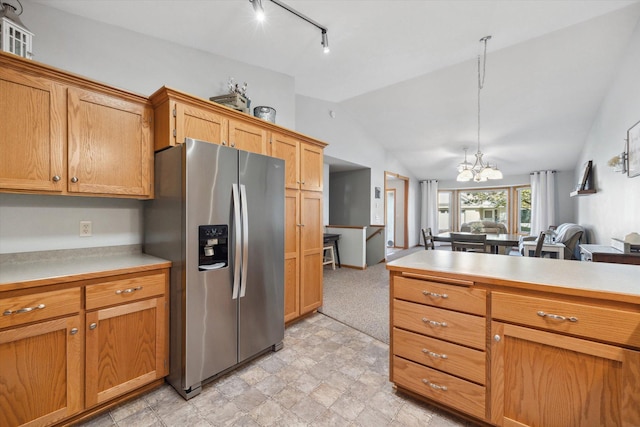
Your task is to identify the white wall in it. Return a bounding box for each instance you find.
[576,17,640,244]
[0,194,141,254]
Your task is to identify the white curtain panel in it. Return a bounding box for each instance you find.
[420,180,439,244]
[530,171,556,235]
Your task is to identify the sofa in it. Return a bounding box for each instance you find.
[460,220,508,234]
[519,223,585,260]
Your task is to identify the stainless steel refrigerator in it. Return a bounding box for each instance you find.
[144,138,285,399]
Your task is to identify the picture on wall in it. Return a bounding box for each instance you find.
[628,120,640,178]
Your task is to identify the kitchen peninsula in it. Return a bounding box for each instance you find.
[387,250,640,427]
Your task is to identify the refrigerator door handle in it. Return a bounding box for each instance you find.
[239,184,249,298]
[232,183,241,300]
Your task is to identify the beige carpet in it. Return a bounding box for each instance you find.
[319,246,424,344]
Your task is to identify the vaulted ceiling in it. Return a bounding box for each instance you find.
[31,0,640,180]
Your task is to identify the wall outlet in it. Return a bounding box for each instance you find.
[80,221,92,237]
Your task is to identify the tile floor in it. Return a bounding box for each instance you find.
[80,313,474,427]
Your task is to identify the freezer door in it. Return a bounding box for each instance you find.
[184,139,239,389]
[238,151,285,361]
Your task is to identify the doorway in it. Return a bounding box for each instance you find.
[385,171,409,257]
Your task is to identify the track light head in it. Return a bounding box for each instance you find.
[321,30,330,54]
[250,0,265,22]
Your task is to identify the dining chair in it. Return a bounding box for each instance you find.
[450,232,487,253]
[533,231,546,257]
[421,228,435,250]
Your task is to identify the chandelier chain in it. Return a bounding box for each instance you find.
[477,35,490,154]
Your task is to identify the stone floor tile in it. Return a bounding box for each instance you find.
[249,399,285,426]
[310,382,343,408]
[330,393,366,421]
[289,396,327,422]
[115,407,162,427]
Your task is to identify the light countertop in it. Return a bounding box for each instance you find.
[0,245,171,292]
[387,250,640,304]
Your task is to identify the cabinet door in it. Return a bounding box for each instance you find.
[271,132,300,190]
[67,87,152,197]
[300,191,323,314]
[85,296,167,408]
[0,316,82,427]
[300,142,323,192]
[175,102,227,145]
[229,119,268,154]
[284,188,300,322]
[0,67,65,193]
[490,321,640,427]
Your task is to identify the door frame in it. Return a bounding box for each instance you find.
[384,171,409,250]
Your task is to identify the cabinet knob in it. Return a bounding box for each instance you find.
[89,322,97,330]
[52,175,61,182]
[70,177,79,183]
[70,328,78,335]
[494,334,501,342]
[231,142,235,147]
[222,141,227,146]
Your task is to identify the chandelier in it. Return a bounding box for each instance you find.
[457,36,502,182]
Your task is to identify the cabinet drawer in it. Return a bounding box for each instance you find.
[0,288,81,329]
[393,355,485,420]
[492,292,640,348]
[86,273,166,310]
[393,299,486,350]
[394,276,486,316]
[393,328,485,385]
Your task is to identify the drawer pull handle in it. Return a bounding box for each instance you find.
[115,286,143,295]
[422,291,448,299]
[422,348,448,359]
[89,322,97,330]
[422,379,448,391]
[421,317,448,328]
[537,311,578,323]
[3,303,46,316]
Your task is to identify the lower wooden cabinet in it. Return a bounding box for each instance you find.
[0,315,83,427]
[85,294,167,408]
[0,267,169,427]
[491,321,640,427]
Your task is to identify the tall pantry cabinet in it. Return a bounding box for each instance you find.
[149,87,327,324]
[271,132,324,322]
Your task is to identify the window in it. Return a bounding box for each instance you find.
[516,187,531,234]
[439,186,530,234]
[459,189,508,229]
[438,191,452,232]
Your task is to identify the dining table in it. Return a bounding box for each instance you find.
[434,231,521,255]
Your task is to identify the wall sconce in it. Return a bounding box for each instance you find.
[607,151,627,174]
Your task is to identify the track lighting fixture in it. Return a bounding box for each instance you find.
[250,0,330,54]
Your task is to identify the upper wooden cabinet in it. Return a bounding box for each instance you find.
[271,131,323,192]
[67,88,153,197]
[229,119,268,154]
[0,66,66,193]
[150,87,326,159]
[0,52,154,199]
